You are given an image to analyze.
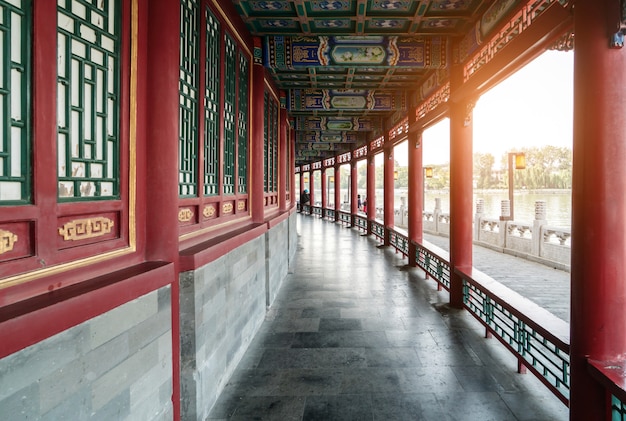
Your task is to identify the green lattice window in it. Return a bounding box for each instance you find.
[223,34,235,195]
[0,0,30,204]
[179,0,198,197]
[264,95,278,193]
[263,91,268,193]
[203,7,219,196]
[57,0,120,200]
[237,53,248,194]
[271,99,278,191]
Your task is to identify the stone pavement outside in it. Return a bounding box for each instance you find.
[207,216,569,420]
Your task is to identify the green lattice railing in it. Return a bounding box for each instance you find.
[416,242,451,290]
[203,7,219,196]
[57,0,120,200]
[0,0,30,204]
[462,272,570,404]
[179,0,198,197]
[371,220,384,241]
[354,215,367,231]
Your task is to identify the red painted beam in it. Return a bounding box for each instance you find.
[0,262,174,359]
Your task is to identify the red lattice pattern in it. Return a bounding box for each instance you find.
[463,0,568,83]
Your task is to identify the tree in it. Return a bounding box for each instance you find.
[474,153,496,189]
[499,146,572,190]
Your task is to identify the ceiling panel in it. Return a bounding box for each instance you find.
[231,0,496,164]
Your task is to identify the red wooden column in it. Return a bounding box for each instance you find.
[407,129,424,266]
[309,171,315,211]
[334,165,341,221]
[350,160,358,224]
[383,144,394,245]
[290,126,296,208]
[279,93,287,212]
[570,2,626,418]
[366,153,375,231]
[145,0,181,418]
[299,171,304,205]
[251,38,265,223]
[321,167,327,216]
[449,63,473,309]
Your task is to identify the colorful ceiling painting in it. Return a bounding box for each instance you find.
[231,0,547,164]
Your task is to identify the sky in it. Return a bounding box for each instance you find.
[396,50,574,167]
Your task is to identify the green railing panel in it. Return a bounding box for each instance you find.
[237,53,248,194]
[203,7,219,196]
[463,279,570,402]
[223,34,235,195]
[57,0,120,201]
[179,0,198,197]
[0,0,30,204]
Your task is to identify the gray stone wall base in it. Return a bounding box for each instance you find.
[0,287,173,421]
[180,214,296,420]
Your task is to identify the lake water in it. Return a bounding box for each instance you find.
[321,188,572,229]
[424,190,572,228]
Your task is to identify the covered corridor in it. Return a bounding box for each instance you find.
[207,215,567,420]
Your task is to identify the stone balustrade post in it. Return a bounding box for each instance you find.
[532,200,548,257]
[499,200,509,248]
[474,198,484,241]
[434,197,442,234]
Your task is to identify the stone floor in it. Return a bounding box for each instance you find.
[207,215,569,420]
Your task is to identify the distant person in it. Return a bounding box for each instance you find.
[363,197,367,214]
[300,189,310,206]
[357,194,362,210]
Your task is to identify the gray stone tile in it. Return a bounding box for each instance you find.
[257,348,368,369]
[302,394,372,421]
[301,308,341,318]
[292,331,388,349]
[340,368,402,394]
[273,369,343,396]
[435,391,515,421]
[318,318,362,331]
[371,392,448,421]
[364,347,421,368]
[230,396,306,421]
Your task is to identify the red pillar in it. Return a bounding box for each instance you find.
[251,38,265,223]
[146,0,180,418]
[334,165,341,221]
[449,64,473,309]
[366,154,376,229]
[383,145,394,245]
[570,1,626,418]
[279,94,287,212]
[290,126,296,208]
[298,171,304,210]
[321,168,327,216]
[309,171,315,210]
[350,161,358,224]
[407,129,424,266]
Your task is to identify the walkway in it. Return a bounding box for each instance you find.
[207,215,569,420]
